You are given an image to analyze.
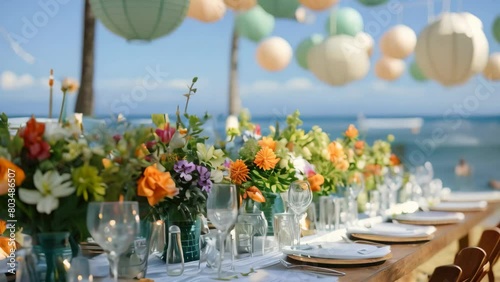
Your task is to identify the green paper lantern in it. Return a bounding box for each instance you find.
[89,0,189,41]
[357,0,388,6]
[409,62,427,82]
[235,6,275,42]
[494,16,500,43]
[295,34,324,69]
[325,7,363,37]
[258,0,300,19]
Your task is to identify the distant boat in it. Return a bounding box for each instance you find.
[357,114,423,134]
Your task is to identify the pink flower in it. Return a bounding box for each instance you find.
[155,124,176,143]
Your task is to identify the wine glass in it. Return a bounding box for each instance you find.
[346,172,365,227]
[384,165,404,208]
[86,201,140,282]
[206,184,238,278]
[287,180,313,246]
[237,212,268,256]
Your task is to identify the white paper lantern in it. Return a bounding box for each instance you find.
[299,0,339,11]
[355,32,374,57]
[415,13,489,86]
[307,35,370,86]
[483,53,500,81]
[89,0,190,41]
[375,57,405,81]
[380,25,416,59]
[256,37,293,72]
[224,0,256,11]
[188,0,226,23]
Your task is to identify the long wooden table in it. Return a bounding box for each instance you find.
[335,202,500,282]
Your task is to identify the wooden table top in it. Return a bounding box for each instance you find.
[334,201,500,282]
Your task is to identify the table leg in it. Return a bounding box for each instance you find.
[458,234,469,249]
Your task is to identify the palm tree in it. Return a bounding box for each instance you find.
[228,26,240,116]
[75,0,95,116]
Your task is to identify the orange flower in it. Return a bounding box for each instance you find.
[335,159,349,172]
[0,220,13,256]
[230,160,250,185]
[254,147,280,171]
[390,154,401,166]
[243,186,266,203]
[258,137,277,151]
[0,158,25,195]
[286,141,294,152]
[345,124,359,139]
[135,144,148,159]
[308,174,324,192]
[0,220,5,234]
[354,140,365,150]
[328,141,345,163]
[137,165,179,206]
[364,164,382,177]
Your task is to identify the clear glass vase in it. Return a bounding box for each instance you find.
[34,232,75,282]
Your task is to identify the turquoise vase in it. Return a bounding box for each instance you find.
[160,215,201,263]
[34,232,76,282]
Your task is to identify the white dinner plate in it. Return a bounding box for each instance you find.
[429,201,487,212]
[442,191,500,203]
[393,211,464,225]
[282,242,391,260]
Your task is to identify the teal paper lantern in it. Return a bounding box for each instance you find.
[357,0,388,6]
[89,0,190,41]
[325,7,363,37]
[258,0,300,19]
[494,16,500,43]
[235,6,275,42]
[409,61,427,82]
[295,34,324,69]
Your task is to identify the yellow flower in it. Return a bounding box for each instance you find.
[345,124,359,139]
[327,141,345,163]
[258,137,277,151]
[254,147,280,171]
[137,165,178,206]
[0,158,25,195]
[230,160,250,185]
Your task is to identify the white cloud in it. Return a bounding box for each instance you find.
[0,71,34,90]
[241,77,318,95]
[0,27,36,64]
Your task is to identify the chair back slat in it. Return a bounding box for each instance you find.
[429,264,462,282]
[454,247,487,282]
[477,227,500,282]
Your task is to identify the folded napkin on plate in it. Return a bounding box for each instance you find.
[442,191,500,203]
[430,201,487,211]
[281,242,390,260]
[394,211,464,222]
[347,223,436,238]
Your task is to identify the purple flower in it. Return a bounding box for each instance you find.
[174,160,196,181]
[223,158,231,169]
[197,166,212,192]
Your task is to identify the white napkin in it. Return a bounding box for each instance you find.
[394,211,464,222]
[347,223,436,238]
[281,242,391,260]
[430,201,487,211]
[442,191,500,203]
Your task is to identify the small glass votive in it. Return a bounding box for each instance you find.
[235,222,253,256]
[67,256,93,282]
[273,213,297,251]
[367,190,381,218]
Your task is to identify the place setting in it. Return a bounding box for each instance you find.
[392,211,465,225]
[346,222,437,243]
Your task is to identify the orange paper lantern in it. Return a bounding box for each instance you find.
[299,0,338,11]
[188,0,226,23]
[483,53,500,81]
[375,57,405,81]
[256,37,292,72]
[224,0,256,11]
[380,25,416,59]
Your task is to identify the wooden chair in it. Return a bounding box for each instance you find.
[476,227,500,282]
[429,264,462,282]
[454,247,487,282]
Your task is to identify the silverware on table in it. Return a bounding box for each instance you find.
[279,259,345,276]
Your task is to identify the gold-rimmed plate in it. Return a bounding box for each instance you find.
[287,252,392,266]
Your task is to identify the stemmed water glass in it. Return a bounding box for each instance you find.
[206,184,238,278]
[86,201,140,282]
[346,172,365,227]
[287,180,313,246]
[384,165,404,208]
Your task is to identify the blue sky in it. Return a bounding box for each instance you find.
[0,0,499,118]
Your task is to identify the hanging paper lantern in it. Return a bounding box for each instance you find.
[89,0,190,41]
[299,0,338,11]
[380,25,416,59]
[357,0,388,6]
[258,0,301,19]
[409,61,427,82]
[224,0,256,11]
[307,35,370,86]
[494,16,500,43]
[235,6,275,42]
[256,37,293,72]
[415,13,489,86]
[483,53,500,81]
[295,34,324,70]
[461,12,483,31]
[325,7,363,37]
[375,57,405,81]
[355,32,374,57]
[187,0,226,23]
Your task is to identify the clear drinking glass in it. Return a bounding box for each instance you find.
[237,212,267,256]
[384,165,404,208]
[287,180,313,246]
[346,172,365,227]
[273,213,296,250]
[86,201,140,282]
[206,184,238,278]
